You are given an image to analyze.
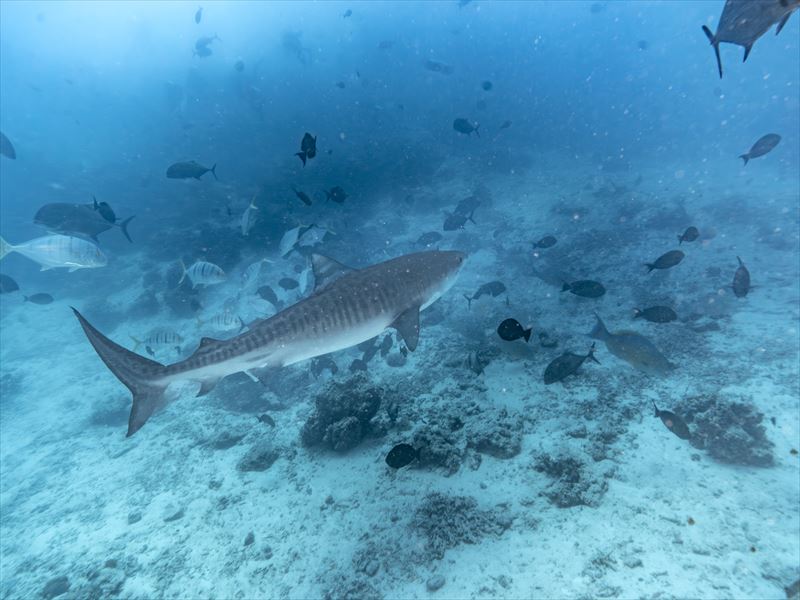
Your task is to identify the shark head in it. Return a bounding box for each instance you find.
[419,250,466,310]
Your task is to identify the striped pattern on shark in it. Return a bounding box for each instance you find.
[73,251,465,437]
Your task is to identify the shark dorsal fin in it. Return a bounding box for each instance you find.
[392,305,420,351]
[311,254,354,291]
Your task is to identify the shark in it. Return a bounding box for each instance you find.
[73,251,465,437]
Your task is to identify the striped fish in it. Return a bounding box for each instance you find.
[197,311,245,332]
[240,195,259,236]
[73,251,465,436]
[129,330,184,353]
[178,259,226,288]
[0,234,107,271]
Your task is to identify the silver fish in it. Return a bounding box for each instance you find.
[0,235,106,271]
[589,313,674,377]
[73,251,465,436]
[178,260,226,288]
[240,195,259,236]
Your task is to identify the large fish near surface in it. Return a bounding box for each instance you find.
[589,313,674,377]
[73,251,465,436]
[702,0,800,78]
[1,234,107,271]
[34,202,134,243]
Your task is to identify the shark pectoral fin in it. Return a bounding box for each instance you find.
[196,378,220,397]
[392,305,420,351]
[311,254,355,291]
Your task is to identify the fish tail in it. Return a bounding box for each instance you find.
[474,124,480,138]
[73,308,168,437]
[523,328,532,343]
[237,316,246,333]
[93,195,99,210]
[468,209,476,224]
[195,316,205,328]
[588,312,609,341]
[736,256,743,267]
[652,400,660,418]
[210,163,218,180]
[128,334,143,352]
[560,282,570,292]
[645,262,655,273]
[296,152,307,166]
[587,342,600,364]
[0,236,15,261]
[677,235,683,245]
[23,295,29,303]
[177,258,187,285]
[701,25,722,78]
[119,215,135,243]
[463,293,472,309]
[739,154,749,166]
[633,308,642,319]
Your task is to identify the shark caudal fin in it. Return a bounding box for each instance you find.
[72,308,168,437]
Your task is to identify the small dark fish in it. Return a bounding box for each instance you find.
[455,195,481,216]
[194,45,212,58]
[92,196,116,223]
[739,134,781,165]
[637,39,649,50]
[453,118,480,137]
[416,231,442,247]
[325,186,348,204]
[24,293,54,305]
[733,256,751,298]
[0,131,16,159]
[653,401,692,440]
[590,2,606,14]
[257,285,280,307]
[194,34,218,51]
[145,345,155,357]
[464,281,506,308]
[443,209,476,231]
[234,59,245,72]
[646,250,684,273]
[701,1,798,78]
[497,318,531,343]
[166,160,217,180]
[499,120,512,130]
[481,80,493,91]
[295,132,317,167]
[335,81,346,89]
[633,306,677,323]
[533,235,557,249]
[34,202,134,243]
[342,9,352,17]
[678,226,699,245]
[349,358,368,372]
[543,343,599,385]
[257,413,276,427]
[0,274,20,293]
[379,334,393,358]
[278,277,299,290]
[292,187,313,206]
[424,59,453,75]
[385,443,419,469]
[561,280,606,298]
[194,6,202,24]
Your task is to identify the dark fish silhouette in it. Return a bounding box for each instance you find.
[739,133,781,165]
[733,256,751,297]
[633,306,677,323]
[296,132,317,166]
[453,118,480,136]
[561,280,605,298]
[194,34,218,51]
[278,277,299,290]
[311,356,338,377]
[349,358,368,372]
[702,0,799,78]
[590,313,674,377]
[343,9,352,17]
[533,235,557,249]
[24,293,54,305]
[464,281,506,309]
[543,343,599,384]
[455,195,481,216]
[653,401,692,440]
[424,59,453,74]
[417,231,442,247]
[256,285,281,308]
[257,413,275,427]
[379,334,393,358]
[234,59,245,72]
[678,226,699,245]
[0,131,16,159]
[499,120,512,130]
[0,274,19,294]
[497,318,531,343]
[646,250,684,273]
[325,186,348,203]
[34,202,134,243]
[166,160,217,180]
[93,196,116,223]
[481,80,493,91]
[292,187,313,206]
[443,209,475,231]
[194,45,212,58]
[385,443,418,469]
[194,6,202,23]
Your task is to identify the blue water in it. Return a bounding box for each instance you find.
[1,2,799,599]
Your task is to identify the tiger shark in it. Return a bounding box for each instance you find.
[73,251,465,436]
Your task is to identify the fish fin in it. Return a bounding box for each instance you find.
[560,282,570,292]
[210,163,218,180]
[587,343,600,364]
[589,312,610,341]
[72,307,168,437]
[463,293,472,309]
[645,262,655,273]
[736,256,744,267]
[119,215,135,243]
[196,378,219,397]
[742,44,752,63]
[523,328,532,343]
[701,25,723,78]
[311,254,354,291]
[392,306,421,352]
[295,152,307,166]
[652,400,660,418]
[474,124,480,138]
[237,316,246,333]
[93,195,99,210]
[633,309,642,319]
[0,236,14,260]
[177,259,187,285]
[739,154,749,166]
[129,334,143,352]
[677,235,683,245]
[776,12,792,35]
[468,209,476,225]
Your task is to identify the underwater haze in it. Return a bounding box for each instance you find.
[1,1,799,598]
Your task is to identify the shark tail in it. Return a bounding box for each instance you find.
[73,308,168,437]
[0,236,15,261]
